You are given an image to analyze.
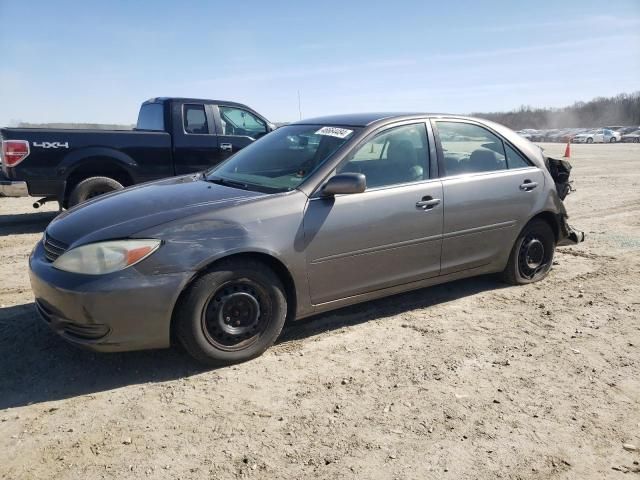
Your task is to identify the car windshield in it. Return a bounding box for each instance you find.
[205,125,358,193]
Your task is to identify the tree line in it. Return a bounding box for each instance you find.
[473,92,640,130]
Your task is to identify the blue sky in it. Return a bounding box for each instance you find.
[0,0,638,125]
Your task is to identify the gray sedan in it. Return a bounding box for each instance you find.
[29,113,583,365]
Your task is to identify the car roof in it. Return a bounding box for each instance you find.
[143,97,251,109]
[290,112,480,127]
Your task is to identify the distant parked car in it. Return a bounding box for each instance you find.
[516,129,540,141]
[542,129,561,142]
[548,129,574,143]
[617,126,640,135]
[621,130,640,143]
[572,128,621,143]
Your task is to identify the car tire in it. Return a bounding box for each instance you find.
[609,137,616,143]
[176,259,287,366]
[501,219,555,285]
[586,137,593,144]
[67,176,124,207]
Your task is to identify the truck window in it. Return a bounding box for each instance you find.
[183,104,209,134]
[219,106,267,138]
[136,103,165,131]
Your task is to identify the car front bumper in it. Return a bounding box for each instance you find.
[29,240,193,352]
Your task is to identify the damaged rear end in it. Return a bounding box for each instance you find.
[545,155,585,246]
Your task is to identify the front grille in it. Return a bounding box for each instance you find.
[43,234,68,262]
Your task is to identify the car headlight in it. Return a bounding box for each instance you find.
[53,239,161,275]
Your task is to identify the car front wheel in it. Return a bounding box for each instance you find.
[501,219,555,285]
[176,259,287,366]
[609,137,616,143]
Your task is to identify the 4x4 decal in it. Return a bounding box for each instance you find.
[33,141,69,149]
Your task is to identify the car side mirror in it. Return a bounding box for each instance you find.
[321,173,366,196]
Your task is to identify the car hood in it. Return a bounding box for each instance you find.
[46,175,267,247]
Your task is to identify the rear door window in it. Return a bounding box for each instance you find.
[183,104,209,134]
[436,121,506,176]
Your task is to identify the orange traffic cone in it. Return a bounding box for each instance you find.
[563,141,571,158]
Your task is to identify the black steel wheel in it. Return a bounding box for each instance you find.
[176,259,287,365]
[201,280,270,351]
[501,219,555,285]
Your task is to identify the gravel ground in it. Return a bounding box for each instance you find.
[0,143,639,479]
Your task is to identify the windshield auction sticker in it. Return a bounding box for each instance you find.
[315,127,353,139]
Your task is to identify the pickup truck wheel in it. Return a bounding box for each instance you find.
[176,259,287,366]
[67,176,124,207]
[501,219,555,285]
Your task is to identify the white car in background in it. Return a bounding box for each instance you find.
[572,128,621,143]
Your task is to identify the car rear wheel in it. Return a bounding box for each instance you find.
[67,176,124,207]
[501,219,555,285]
[609,137,616,143]
[176,259,287,366]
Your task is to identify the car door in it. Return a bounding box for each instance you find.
[603,129,614,142]
[172,102,222,175]
[213,105,270,161]
[594,129,605,143]
[303,122,443,305]
[433,119,545,275]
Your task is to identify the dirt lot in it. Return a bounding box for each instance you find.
[1,143,639,479]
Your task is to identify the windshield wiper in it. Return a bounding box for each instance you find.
[206,176,251,191]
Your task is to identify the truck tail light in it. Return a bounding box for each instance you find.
[2,140,30,167]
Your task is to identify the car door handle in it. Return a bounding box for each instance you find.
[220,143,233,152]
[416,197,441,210]
[519,180,538,191]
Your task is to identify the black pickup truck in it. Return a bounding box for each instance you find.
[0,97,274,208]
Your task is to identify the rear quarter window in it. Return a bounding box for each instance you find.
[136,103,165,131]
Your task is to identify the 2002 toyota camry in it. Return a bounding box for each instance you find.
[29,113,584,365]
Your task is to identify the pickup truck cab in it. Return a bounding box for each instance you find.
[0,97,274,207]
